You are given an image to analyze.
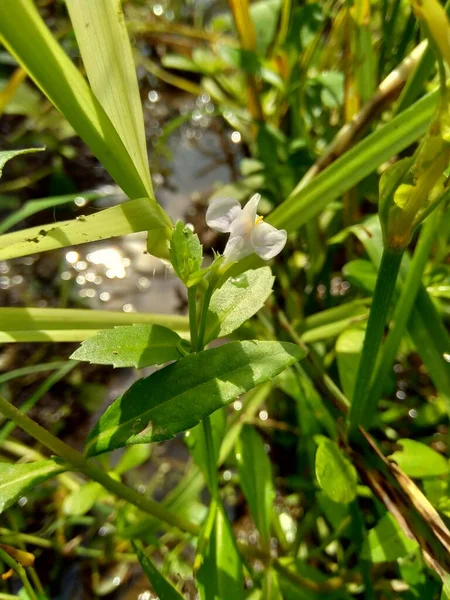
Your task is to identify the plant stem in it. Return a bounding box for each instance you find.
[187,286,198,348]
[0,394,200,537]
[202,416,219,498]
[348,247,404,433]
[0,547,37,600]
[196,279,215,350]
[366,208,441,409]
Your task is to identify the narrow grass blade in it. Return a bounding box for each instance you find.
[66,0,153,199]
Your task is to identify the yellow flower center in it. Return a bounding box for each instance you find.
[254,215,264,226]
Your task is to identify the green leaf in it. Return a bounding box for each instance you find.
[236,425,274,549]
[315,437,357,504]
[361,513,419,563]
[0,459,65,513]
[85,340,305,456]
[65,0,153,199]
[0,0,171,258]
[0,307,189,333]
[62,482,104,516]
[336,328,364,400]
[70,324,185,368]
[169,221,203,283]
[0,198,167,261]
[0,147,44,178]
[185,409,226,488]
[197,506,244,600]
[132,541,184,599]
[389,439,449,479]
[205,267,275,343]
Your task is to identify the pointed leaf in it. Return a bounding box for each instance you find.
[197,506,244,600]
[336,328,364,399]
[0,459,65,513]
[85,340,305,456]
[205,267,274,343]
[132,541,184,600]
[236,425,274,549]
[70,324,185,368]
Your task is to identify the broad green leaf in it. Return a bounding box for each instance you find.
[0,147,44,178]
[361,513,418,562]
[236,425,274,549]
[197,506,244,600]
[132,541,184,600]
[62,482,104,516]
[70,324,185,368]
[169,221,203,283]
[85,340,305,456]
[0,459,65,513]
[66,0,153,199]
[389,439,449,479]
[336,328,364,399]
[315,437,357,504]
[0,198,167,261]
[0,307,189,333]
[185,409,226,488]
[205,267,275,343]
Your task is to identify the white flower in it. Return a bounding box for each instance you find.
[205,194,287,264]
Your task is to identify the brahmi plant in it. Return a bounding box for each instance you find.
[1,0,450,598]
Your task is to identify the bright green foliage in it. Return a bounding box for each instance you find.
[70,324,185,368]
[236,425,274,550]
[197,506,244,600]
[132,541,184,599]
[170,220,203,283]
[85,340,305,456]
[315,437,357,504]
[0,459,65,513]
[389,439,449,478]
[205,267,274,342]
[0,147,44,178]
[361,513,419,563]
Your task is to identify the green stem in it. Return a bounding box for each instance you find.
[196,279,215,350]
[0,394,200,537]
[0,547,37,600]
[202,416,219,498]
[366,209,441,410]
[187,286,198,348]
[348,247,404,433]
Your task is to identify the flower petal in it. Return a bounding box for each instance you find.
[251,222,287,260]
[242,193,261,223]
[205,197,242,233]
[223,234,254,264]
